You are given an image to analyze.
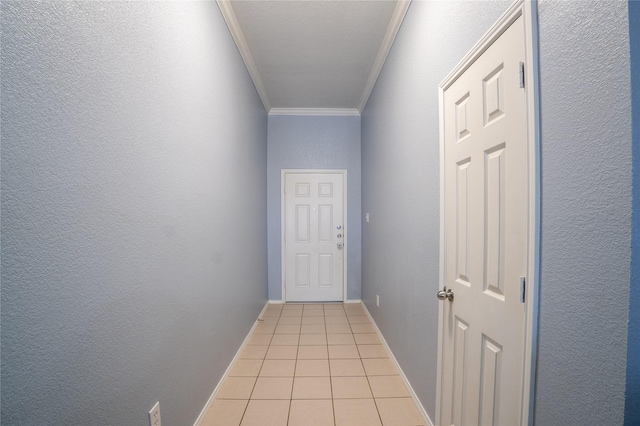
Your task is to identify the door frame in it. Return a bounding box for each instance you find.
[281,169,348,302]
[435,1,540,424]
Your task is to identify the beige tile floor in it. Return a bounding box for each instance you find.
[201,303,426,426]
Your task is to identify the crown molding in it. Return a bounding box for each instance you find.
[357,0,411,113]
[269,108,361,117]
[219,0,410,115]
[217,0,271,112]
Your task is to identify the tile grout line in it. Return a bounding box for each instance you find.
[365,363,385,426]
[327,303,337,426]
[240,304,282,426]
[194,301,273,426]
[290,305,301,415]
[350,306,386,426]
[357,304,383,426]
[360,302,431,426]
[289,303,307,425]
[321,303,331,424]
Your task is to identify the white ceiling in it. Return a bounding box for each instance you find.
[218,1,410,115]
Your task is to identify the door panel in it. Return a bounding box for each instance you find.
[485,143,506,298]
[318,205,333,242]
[295,254,310,288]
[284,172,344,302]
[440,15,528,426]
[296,205,310,242]
[456,158,471,284]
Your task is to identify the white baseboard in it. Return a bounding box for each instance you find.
[344,299,362,304]
[360,302,435,426]
[268,299,285,304]
[193,302,270,426]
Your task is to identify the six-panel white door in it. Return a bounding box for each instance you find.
[440,15,529,425]
[284,172,344,302]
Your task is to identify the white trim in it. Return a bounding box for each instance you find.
[435,66,447,426]
[281,169,348,302]
[360,302,434,426]
[216,1,271,113]
[217,0,410,115]
[344,299,362,304]
[269,108,360,117]
[268,299,285,304]
[357,0,412,112]
[522,1,541,424]
[439,0,525,92]
[193,302,270,426]
[435,1,540,425]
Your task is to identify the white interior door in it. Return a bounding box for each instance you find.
[283,171,345,302]
[438,13,530,426]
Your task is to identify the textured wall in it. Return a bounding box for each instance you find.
[362,0,633,422]
[267,115,362,300]
[361,0,509,418]
[535,1,631,424]
[626,1,640,423]
[1,2,267,425]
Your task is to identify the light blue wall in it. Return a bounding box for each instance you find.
[361,0,510,417]
[0,2,267,425]
[535,1,631,424]
[362,0,632,423]
[267,115,362,301]
[625,0,640,424]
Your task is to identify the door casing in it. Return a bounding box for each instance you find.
[435,1,540,424]
[281,169,348,302]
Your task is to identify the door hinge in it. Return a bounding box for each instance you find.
[519,62,525,88]
[519,276,526,303]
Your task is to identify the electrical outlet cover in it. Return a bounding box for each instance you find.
[149,401,161,426]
